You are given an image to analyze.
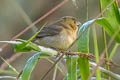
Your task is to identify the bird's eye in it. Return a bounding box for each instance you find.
[76,21,81,26]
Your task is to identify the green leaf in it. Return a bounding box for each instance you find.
[100,0,120,25]
[96,18,120,43]
[14,40,32,52]
[27,41,41,52]
[109,43,119,59]
[15,39,41,52]
[21,52,49,80]
[66,56,77,80]
[27,23,47,42]
[77,20,92,80]
[77,20,94,52]
[99,0,120,43]
[77,57,89,80]
[21,53,39,80]
[52,65,57,80]
[0,70,15,74]
[0,40,40,52]
[92,26,101,80]
[0,76,16,79]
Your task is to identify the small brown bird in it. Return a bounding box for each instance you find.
[35,16,81,51]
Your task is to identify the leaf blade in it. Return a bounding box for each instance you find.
[66,56,77,80]
[77,20,92,80]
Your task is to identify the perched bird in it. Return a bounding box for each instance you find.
[35,16,81,51]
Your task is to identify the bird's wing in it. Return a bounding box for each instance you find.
[36,25,63,38]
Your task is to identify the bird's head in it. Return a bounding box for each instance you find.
[60,16,81,30]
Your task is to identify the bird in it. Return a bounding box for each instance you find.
[34,16,81,51]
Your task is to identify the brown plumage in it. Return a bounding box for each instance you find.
[35,16,81,50]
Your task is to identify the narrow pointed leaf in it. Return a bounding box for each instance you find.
[96,18,120,43]
[21,52,49,80]
[66,56,77,80]
[77,20,93,80]
[99,0,120,43]
[0,40,40,52]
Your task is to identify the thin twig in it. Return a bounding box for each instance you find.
[86,0,88,20]
[40,53,64,80]
[64,52,95,59]
[0,52,23,70]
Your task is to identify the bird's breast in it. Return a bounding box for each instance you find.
[35,29,77,50]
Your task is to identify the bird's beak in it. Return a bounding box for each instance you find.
[76,21,81,26]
